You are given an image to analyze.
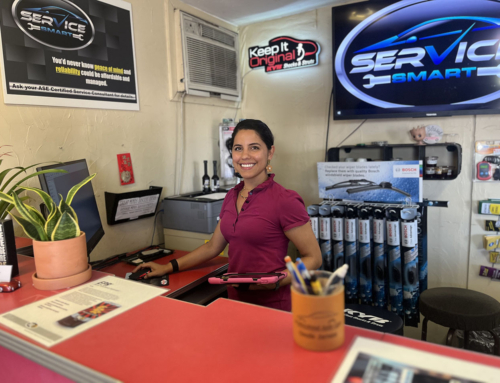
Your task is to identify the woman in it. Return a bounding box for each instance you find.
[133,119,321,311]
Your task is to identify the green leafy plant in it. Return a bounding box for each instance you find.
[0,146,68,219]
[0,174,96,241]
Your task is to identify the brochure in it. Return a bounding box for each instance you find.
[0,276,167,347]
[332,337,499,383]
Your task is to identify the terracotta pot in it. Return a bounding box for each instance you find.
[33,232,89,283]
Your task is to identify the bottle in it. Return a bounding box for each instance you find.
[211,161,220,192]
[202,160,210,193]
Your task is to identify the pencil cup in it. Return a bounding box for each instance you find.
[291,270,345,351]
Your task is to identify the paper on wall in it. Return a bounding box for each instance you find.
[115,194,159,221]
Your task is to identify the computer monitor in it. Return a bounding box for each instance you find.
[37,159,104,257]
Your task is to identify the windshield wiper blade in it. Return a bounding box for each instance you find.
[325,179,377,191]
[346,182,411,197]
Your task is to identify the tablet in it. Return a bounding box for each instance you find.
[208,272,287,285]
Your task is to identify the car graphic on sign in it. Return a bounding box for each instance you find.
[23,6,88,24]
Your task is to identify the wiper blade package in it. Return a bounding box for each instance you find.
[372,207,387,309]
[358,207,372,305]
[401,208,419,327]
[387,209,403,318]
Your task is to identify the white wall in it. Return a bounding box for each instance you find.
[238,8,500,342]
[0,0,236,261]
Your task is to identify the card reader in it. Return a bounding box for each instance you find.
[141,249,165,257]
[121,249,173,265]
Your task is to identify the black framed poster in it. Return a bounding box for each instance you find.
[0,0,139,110]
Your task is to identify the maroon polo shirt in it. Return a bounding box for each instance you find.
[219,174,310,311]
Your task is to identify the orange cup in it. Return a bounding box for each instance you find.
[291,271,345,351]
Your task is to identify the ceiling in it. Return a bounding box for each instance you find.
[181,0,348,26]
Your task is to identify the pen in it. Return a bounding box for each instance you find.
[323,264,349,295]
[284,256,308,294]
[309,274,323,295]
[296,257,311,286]
[284,262,305,293]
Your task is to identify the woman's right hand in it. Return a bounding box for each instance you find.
[131,262,168,279]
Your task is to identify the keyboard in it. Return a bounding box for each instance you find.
[121,249,173,265]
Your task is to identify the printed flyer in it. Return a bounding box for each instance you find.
[318,161,423,203]
[332,337,500,383]
[0,0,139,110]
[0,276,166,347]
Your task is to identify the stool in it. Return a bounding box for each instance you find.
[344,304,404,335]
[419,287,500,356]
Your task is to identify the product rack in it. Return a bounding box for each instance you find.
[319,198,447,327]
[322,148,451,326]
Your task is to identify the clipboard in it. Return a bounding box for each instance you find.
[208,272,287,285]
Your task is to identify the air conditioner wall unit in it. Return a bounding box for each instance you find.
[175,11,240,101]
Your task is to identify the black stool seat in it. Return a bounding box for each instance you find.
[344,304,404,335]
[420,288,500,331]
[419,287,500,355]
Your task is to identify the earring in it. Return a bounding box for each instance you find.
[266,160,273,174]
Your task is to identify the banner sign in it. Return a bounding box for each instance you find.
[334,0,500,119]
[0,0,139,110]
[249,36,320,73]
[317,161,423,203]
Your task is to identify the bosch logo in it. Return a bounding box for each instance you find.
[402,167,418,172]
[335,0,500,108]
[12,0,95,50]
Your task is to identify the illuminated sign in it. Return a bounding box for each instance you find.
[335,0,500,111]
[12,0,95,50]
[249,36,320,73]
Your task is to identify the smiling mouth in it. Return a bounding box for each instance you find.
[239,164,255,169]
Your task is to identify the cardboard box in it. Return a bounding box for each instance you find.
[478,199,500,215]
[483,234,500,250]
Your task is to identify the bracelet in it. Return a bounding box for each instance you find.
[170,259,179,273]
[274,279,281,291]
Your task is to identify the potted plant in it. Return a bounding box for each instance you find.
[0,146,67,278]
[0,173,96,290]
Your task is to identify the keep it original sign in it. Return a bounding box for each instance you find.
[248,36,320,73]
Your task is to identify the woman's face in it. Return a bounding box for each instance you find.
[232,129,274,182]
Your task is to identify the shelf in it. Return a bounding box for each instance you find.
[327,143,462,180]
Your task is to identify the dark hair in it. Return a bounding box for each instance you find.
[226,119,274,153]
